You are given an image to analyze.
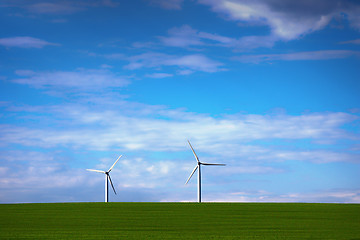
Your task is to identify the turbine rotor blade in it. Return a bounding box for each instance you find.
[108,174,117,195]
[201,163,226,166]
[86,169,106,173]
[187,140,199,162]
[108,155,122,172]
[185,165,198,184]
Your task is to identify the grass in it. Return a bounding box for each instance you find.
[0,202,359,239]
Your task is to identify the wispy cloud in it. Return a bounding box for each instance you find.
[124,52,225,73]
[148,0,184,10]
[340,39,360,45]
[208,189,360,203]
[25,2,82,14]
[159,25,205,47]
[158,25,275,50]
[235,50,360,63]
[12,69,130,91]
[0,37,59,48]
[1,0,119,15]
[199,0,360,40]
[145,73,173,78]
[248,149,360,164]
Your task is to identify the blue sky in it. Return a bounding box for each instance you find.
[0,0,360,203]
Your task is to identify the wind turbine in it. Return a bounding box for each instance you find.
[185,140,225,203]
[87,155,122,202]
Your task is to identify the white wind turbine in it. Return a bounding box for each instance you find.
[87,155,122,202]
[185,140,225,203]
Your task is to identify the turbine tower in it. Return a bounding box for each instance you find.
[87,155,122,202]
[185,140,225,203]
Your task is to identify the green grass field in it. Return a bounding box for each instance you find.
[1,202,359,239]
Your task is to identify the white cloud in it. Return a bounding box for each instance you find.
[0,150,54,162]
[198,0,360,40]
[0,37,59,48]
[177,69,194,75]
[1,102,360,203]
[25,2,82,14]
[159,25,206,47]
[124,52,225,73]
[0,150,85,190]
[159,25,276,50]
[145,73,173,78]
[113,157,180,189]
[1,0,119,15]
[207,189,360,203]
[12,69,130,91]
[166,54,225,72]
[0,152,182,203]
[233,35,276,50]
[340,39,360,45]
[124,52,170,70]
[148,0,184,10]
[249,149,360,164]
[221,165,283,174]
[235,50,360,63]
[1,101,359,165]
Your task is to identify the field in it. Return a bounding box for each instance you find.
[1,202,359,239]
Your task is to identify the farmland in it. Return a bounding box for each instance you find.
[1,202,359,239]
